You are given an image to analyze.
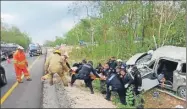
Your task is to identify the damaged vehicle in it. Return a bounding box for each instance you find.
[126,46,186,99]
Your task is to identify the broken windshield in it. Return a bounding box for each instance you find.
[136,54,152,65]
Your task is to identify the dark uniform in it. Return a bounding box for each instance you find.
[107,60,118,70]
[71,61,100,94]
[105,71,126,105]
[123,66,142,95]
[70,59,87,86]
[95,63,106,94]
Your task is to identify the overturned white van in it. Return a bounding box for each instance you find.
[126,46,186,99]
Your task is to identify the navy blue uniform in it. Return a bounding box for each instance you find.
[71,63,100,94]
[105,72,126,105]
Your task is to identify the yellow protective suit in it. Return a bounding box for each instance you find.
[44,53,70,86]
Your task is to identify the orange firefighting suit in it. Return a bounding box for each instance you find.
[13,50,30,82]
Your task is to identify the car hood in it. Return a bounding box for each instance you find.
[126,53,146,65]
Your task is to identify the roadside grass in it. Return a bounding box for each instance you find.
[93,80,135,108]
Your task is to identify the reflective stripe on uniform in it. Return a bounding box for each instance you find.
[14,60,26,65]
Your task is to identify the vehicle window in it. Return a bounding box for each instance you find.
[181,63,186,73]
[149,61,155,69]
[136,54,152,65]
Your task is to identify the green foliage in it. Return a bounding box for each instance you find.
[45,1,186,61]
[1,24,31,49]
[126,85,135,106]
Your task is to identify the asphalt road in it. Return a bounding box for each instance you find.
[0,50,47,108]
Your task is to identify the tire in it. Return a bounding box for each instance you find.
[177,86,186,99]
[0,67,7,86]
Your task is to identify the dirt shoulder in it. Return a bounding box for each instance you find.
[56,75,117,108]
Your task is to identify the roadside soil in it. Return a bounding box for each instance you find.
[143,89,186,108]
[54,75,117,108]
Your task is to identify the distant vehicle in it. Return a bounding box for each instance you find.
[1,42,18,59]
[29,44,42,57]
[1,51,6,61]
[126,46,186,99]
[0,65,7,87]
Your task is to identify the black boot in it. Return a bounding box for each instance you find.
[91,90,94,94]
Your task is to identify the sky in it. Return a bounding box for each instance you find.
[1,1,89,45]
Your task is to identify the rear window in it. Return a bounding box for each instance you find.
[182,63,186,73]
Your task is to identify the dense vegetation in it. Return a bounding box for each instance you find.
[1,21,31,49]
[44,1,186,61]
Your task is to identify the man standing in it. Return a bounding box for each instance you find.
[13,46,32,83]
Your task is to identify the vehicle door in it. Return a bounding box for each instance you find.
[154,57,178,89]
[141,60,160,92]
[173,62,186,91]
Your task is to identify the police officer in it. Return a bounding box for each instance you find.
[71,61,101,94]
[116,59,126,69]
[105,69,126,105]
[124,65,142,95]
[107,57,118,70]
[97,63,111,94]
[70,59,87,86]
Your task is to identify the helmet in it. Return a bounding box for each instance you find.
[54,50,61,55]
[117,59,122,62]
[17,46,24,50]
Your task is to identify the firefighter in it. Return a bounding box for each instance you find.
[62,52,71,77]
[71,61,101,94]
[44,49,70,86]
[105,69,126,105]
[13,46,32,83]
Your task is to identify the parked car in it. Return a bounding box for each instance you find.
[126,46,186,99]
[0,65,7,87]
[1,43,18,58]
[1,51,6,61]
[29,44,42,57]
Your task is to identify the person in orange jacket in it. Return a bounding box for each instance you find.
[13,46,32,83]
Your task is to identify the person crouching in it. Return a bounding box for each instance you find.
[71,61,101,94]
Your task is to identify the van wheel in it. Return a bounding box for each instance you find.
[126,85,135,106]
[0,67,7,86]
[177,86,186,99]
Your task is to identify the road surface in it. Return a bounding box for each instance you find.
[0,50,47,108]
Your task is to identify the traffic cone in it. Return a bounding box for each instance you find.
[7,56,11,64]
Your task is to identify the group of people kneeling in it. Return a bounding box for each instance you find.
[44,49,143,106]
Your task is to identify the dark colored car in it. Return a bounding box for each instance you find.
[29,44,42,57]
[0,65,7,87]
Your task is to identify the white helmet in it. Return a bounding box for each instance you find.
[17,46,24,50]
[117,59,122,62]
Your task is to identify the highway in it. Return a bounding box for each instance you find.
[0,50,47,108]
